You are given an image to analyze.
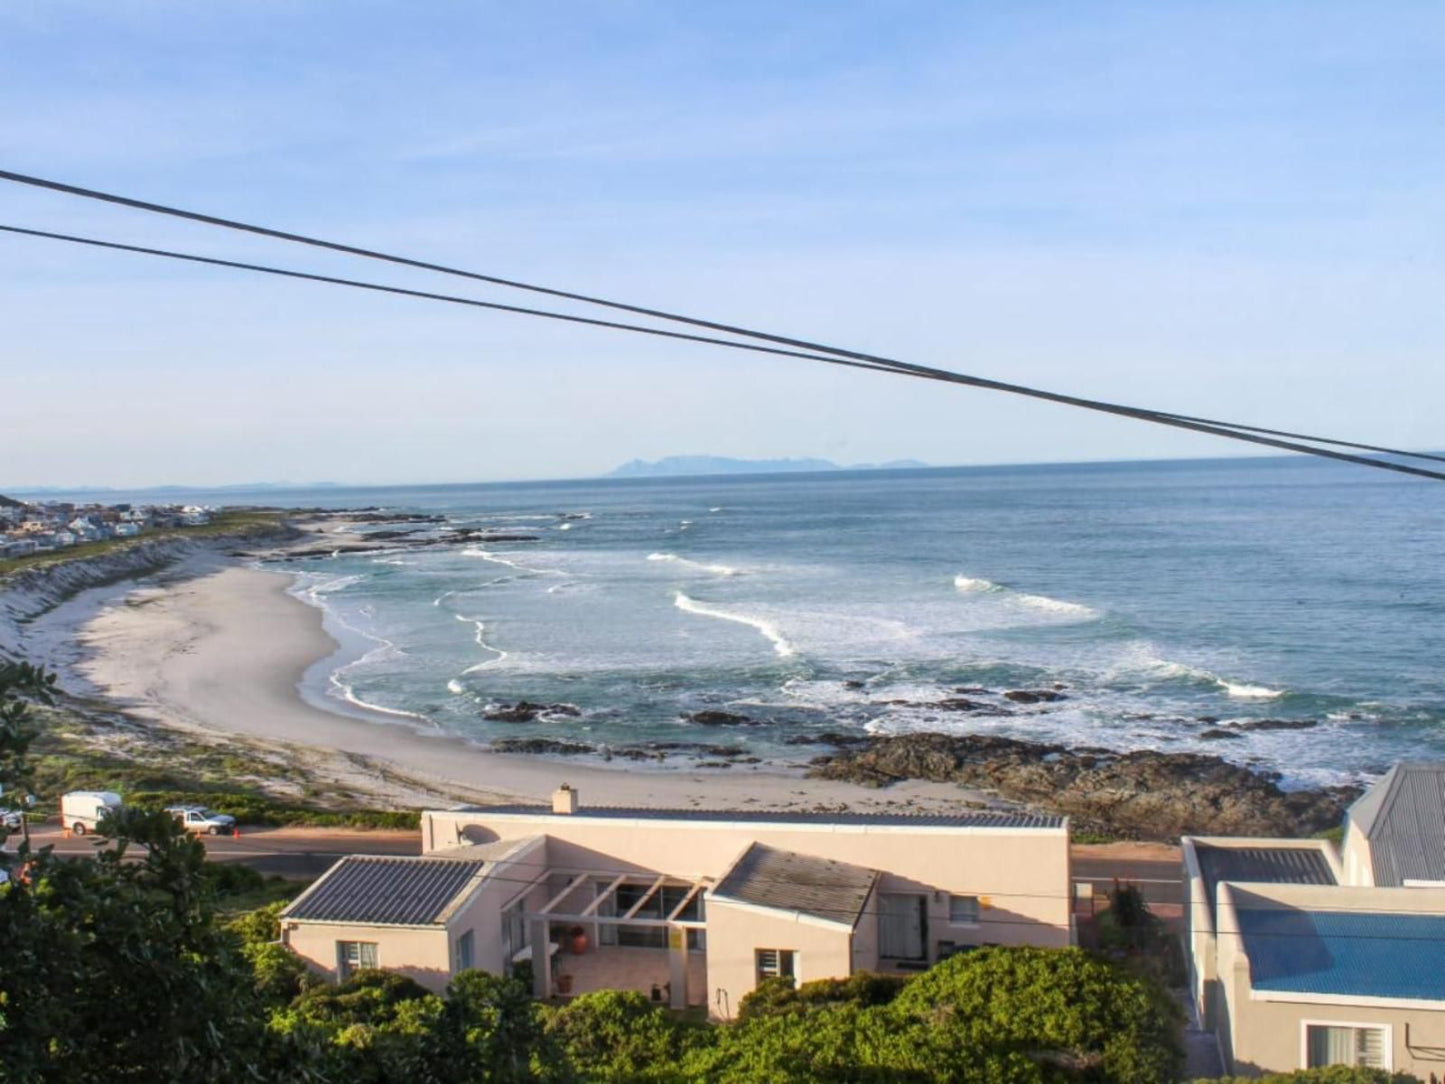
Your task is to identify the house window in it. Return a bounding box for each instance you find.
[1305,1024,1386,1070]
[456,930,475,972]
[337,941,378,980]
[949,895,981,925]
[756,949,798,986]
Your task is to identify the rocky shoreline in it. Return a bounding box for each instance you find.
[805,732,1359,841]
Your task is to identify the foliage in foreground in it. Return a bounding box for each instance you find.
[1,657,1189,1083]
[1199,1071,1421,1084]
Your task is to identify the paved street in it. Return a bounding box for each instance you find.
[26,823,422,878]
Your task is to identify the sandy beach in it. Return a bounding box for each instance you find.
[65,555,986,814]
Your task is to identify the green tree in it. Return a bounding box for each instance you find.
[424,969,557,1083]
[893,946,1184,1083]
[546,989,705,1082]
[1199,1071,1420,1084]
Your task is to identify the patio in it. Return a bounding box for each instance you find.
[552,942,709,1007]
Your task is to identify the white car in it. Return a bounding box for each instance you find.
[164,805,237,835]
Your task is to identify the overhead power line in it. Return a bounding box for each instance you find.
[4,167,1442,470]
[4,219,1445,484]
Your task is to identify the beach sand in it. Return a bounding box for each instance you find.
[69,559,987,814]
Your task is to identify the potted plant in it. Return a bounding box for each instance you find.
[556,973,574,995]
[568,925,589,954]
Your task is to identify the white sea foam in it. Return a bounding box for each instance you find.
[455,612,508,669]
[1013,593,1098,619]
[673,591,796,657]
[462,547,565,577]
[952,573,1096,621]
[558,523,573,531]
[953,575,1001,593]
[1219,680,1285,700]
[708,507,723,513]
[446,678,465,695]
[647,553,741,577]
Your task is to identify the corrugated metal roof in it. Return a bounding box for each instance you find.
[1348,764,1445,886]
[1241,905,1445,1001]
[711,842,878,926]
[454,805,1063,829]
[283,855,487,926]
[1195,843,1336,923]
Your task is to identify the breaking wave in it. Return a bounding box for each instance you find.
[648,553,741,577]
[673,591,796,658]
[1219,680,1285,700]
[953,573,1096,621]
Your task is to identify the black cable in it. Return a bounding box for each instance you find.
[5,221,1445,484]
[2,168,1441,471]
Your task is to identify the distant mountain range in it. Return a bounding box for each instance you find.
[606,456,930,479]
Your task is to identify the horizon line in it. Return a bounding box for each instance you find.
[2,447,1403,498]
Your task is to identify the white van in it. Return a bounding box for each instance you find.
[60,791,123,835]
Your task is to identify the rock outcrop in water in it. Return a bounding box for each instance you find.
[482,701,582,723]
[807,732,1358,840]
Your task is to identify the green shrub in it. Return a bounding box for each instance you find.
[546,989,705,1081]
[737,971,908,1019]
[894,946,1184,1084]
[1199,1071,1420,1084]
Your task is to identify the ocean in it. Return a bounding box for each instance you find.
[115,456,1445,788]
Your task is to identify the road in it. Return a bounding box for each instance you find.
[27,823,422,878]
[1072,842,1183,913]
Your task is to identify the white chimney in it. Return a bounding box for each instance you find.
[552,784,579,815]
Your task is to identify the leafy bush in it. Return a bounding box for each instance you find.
[894,946,1185,1084]
[546,989,705,1081]
[737,971,908,1019]
[1199,1071,1420,1084]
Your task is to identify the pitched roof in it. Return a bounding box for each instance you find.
[282,855,488,926]
[1347,763,1445,886]
[710,842,879,927]
[453,805,1062,829]
[1240,904,1445,1002]
[1194,843,1337,924]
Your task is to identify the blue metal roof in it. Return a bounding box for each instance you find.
[1240,906,1445,1001]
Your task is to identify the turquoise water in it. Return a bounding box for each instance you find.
[185,456,1443,787]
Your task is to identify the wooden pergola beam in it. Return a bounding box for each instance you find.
[621,874,667,920]
[540,872,589,915]
[666,881,705,922]
[580,873,627,916]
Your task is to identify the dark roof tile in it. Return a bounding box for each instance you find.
[283,855,486,926]
[712,843,878,926]
[1195,843,1336,924]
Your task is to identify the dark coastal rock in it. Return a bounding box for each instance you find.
[1199,729,1244,741]
[881,698,1001,714]
[807,732,1360,841]
[1227,718,1319,732]
[491,738,593,755]
[682,710,757,727]
[482,701,582,723]
[783,731,871,747]
[843,680,867,690]
[612,741,748,761]
[448,530,541,543]
[1003,689,1068,704]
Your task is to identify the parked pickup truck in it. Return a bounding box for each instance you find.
[164,805,237,835]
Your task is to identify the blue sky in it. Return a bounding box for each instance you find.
[1,2,1442,486]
